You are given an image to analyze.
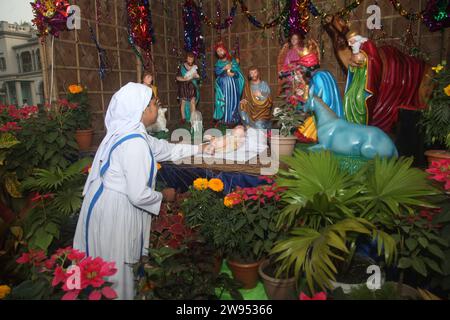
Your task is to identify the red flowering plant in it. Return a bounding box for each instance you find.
[10,247,117,300]
[427,160,450,191]
[151,201,196,250]
[223,177,287,263]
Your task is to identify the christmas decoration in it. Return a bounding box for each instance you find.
[31,0,70,39]
[89,26,109,80]
[422,0,450,32]
[126,0,155,70]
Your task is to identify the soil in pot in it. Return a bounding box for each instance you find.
[227,259,262,290]
[258,260,297,300]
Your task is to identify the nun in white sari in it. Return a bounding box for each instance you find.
[73,82,204,300]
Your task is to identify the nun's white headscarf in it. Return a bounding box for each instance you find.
[83,82,152,195]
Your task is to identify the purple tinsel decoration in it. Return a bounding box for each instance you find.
[183,0,207,79]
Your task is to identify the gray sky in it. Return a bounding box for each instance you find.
[0,0,34,24]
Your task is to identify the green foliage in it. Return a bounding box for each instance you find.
[67,90,92,130]
[418,61,450,149]
[19,158,92,252]
[134,244,243,300]
[273,150,439,292]
[183,188,238,256]
[2,107,79,181]
[227,194,283,264]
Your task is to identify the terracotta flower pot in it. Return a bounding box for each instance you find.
[258,260,297,300]
[227,259,262,290]
[270,135,297,157]
[425,150,450,167]
[75,129,94,151]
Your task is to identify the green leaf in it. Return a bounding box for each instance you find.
[45,222,60,238]
[428,244,445,260]
[418,237,429,248]
[398,257,412,269]
[45,132,59,143]
[406,238,418,251]
[411,258,427,277]
[32,228,54,251]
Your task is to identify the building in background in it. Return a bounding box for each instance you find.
[0,21,44,106]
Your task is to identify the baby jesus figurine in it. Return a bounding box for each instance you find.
[204,125,246,154]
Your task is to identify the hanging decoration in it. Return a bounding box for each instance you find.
[388,0,422,21]
[126,0,155,70]
[238,0,288,29]
[198,0,238,30]
[337,0,363,18]
[422,0,450,32]
[31,0,71,39]
[183,0,207,79]
[283,0,311,37]
[89,26,109,80]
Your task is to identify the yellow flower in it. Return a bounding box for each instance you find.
[432,64,444,73]
[68,84,83,94]
[156,163,162,170]
[208,178,224,192]
[224,196,234,208]
[444,84,450,97]
[193,178,209,191]
[0,285,11,299]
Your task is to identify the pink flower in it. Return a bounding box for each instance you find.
[299,292,327,300]
[16,249,47,267]
[79,257,117,289]
[52,266,69,287]
[61,290,80,300]
[67,249,86,262]
[101,286,118,299]
[0,122,22,132]
[427,160,450,190]
[88,290,102,300]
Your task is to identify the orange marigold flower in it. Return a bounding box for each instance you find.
[208,178,224,192]
[193,178,209,191]
[224,196,234,208]
[68,84,83,94]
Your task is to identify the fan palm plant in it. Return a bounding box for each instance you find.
[272,150,439,292]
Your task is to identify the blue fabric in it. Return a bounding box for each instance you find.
[157,163,266,194]
[214,58,245,124]
[85,134,155,257]
[310,70,345,118]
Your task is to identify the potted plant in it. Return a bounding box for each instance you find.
[68,84,93,151]
[182,178,231,273]
[223,183,284,290]
[271,103,304,157]
[272,150,438,293]
[419,61,450,166]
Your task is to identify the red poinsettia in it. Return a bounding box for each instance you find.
[17,247,118,300]
[426,160,450,191]
[299,292,327,300]
[0,122,22,132]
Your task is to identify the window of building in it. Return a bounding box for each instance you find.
[35,49,41,70]
[0,57,6,71]
[21,52,32,73]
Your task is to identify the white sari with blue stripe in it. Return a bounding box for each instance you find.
[73,83,199,300]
